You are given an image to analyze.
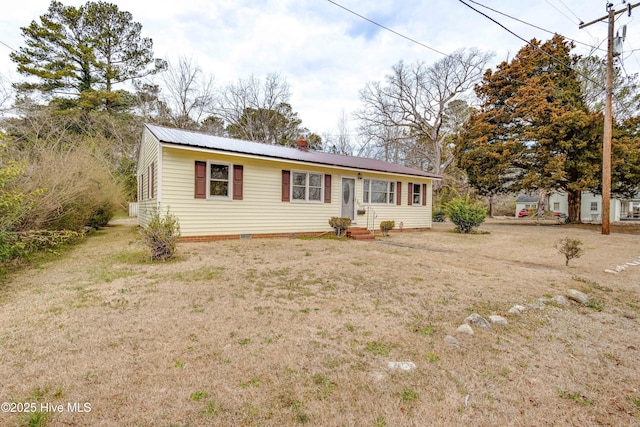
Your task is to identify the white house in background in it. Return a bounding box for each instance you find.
[137,124,442,240]
[515,192,640,222]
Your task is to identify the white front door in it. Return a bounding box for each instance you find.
[341,178,355,221]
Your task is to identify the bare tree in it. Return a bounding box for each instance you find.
[356,49,493,175]
[161,57,216,129]
[324,109,355,155]
[212,73,292,143]
[0,74,14,113]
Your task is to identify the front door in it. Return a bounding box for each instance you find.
[341,178,355,221]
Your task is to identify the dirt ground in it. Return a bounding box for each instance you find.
[0,219,639,426]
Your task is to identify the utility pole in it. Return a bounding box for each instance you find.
[580,2,640,235]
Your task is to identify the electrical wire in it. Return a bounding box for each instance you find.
[557,0,586,25]
[0,40,17,52]
[325,0,448,57]
[465,0,604,52]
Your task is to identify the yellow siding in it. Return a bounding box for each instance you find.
[355,174,432,231]
[158,146,434,237]
[137,128,160,228]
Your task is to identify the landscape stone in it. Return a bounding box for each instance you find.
[464,313,491,329]
[551,295,570,306]
[387,361,416,371]
[444,335,461,347]
[488,315,508,326]
[508,305,526,315]
[527,301,546,310]
[566,289,589,304]
[604,269,619,274]
[456,324,474,335]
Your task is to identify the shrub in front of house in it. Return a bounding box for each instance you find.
[444,197,487,233]
[328,217,351,237]
[380,220,395,236]
[432,208,446,222]
[141,208,181,261]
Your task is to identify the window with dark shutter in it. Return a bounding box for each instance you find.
[233,165,243,200]
[195,161,206,199]
[396,182,402,205]
[407,182,412,206]
[149,163,155,199]
[422,183,427,206]
[282,170,290,202]
[324,174,331,203]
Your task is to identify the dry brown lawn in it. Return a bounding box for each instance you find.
[1,219,639,426]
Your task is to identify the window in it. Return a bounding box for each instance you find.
[209,163,230,197]
[292,171,323,202]
[195,161,241,200]
[412,183,422,205]
[553,202,560,211]
[590,201,598,211]
[363,179,395,204]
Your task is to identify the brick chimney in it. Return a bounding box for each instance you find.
[296,136,309,151]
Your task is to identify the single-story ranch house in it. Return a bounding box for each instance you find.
[138,124,441,240]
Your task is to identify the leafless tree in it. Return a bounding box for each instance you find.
[324,109,355,155]
[0,74,14,113]
[356,48,493,175]
[211,73,292,142]
[161,57,216,130]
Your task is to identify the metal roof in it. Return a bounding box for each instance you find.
[145,124,441,179]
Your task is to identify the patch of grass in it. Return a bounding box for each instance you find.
[585,299,604,312]
[190,390,208,401]
[19,411,48,427]
[400,387,419,404]
[558,390,594,405]
[237,337,252,346]
[374,416,387,427]
[425,353,440,362]
[240,377,261,388]
[365,341,392,356]
[201,400,224,417]
[311,373,337,399]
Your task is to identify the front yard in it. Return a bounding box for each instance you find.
[1,220,639,426]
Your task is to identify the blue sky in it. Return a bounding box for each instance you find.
[1,0,638,134]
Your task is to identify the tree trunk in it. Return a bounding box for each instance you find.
[567,190,582,223]
[536,189,549,217]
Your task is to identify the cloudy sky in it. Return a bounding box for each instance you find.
[1,0,638,134]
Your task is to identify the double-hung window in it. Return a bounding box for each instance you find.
[209,163,230,198]
[292,171,323,202]
[412,183,422,205]
[363,179,395,204]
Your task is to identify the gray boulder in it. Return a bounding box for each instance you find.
[566,289,589,305]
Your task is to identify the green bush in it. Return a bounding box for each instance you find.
[444,197,487,233]
[432,208,446,222]
[86,202,115,229]
[328,217,351,237]
[141,208,181,261]
[380,220,395,236]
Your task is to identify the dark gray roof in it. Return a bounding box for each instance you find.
[146,124,441,179]
[516,194,539,203]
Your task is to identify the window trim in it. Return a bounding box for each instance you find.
[362,178,396,205]
[291,170,324,203]
[411,183,423,206]
[590,201,598,211]
[207,161,233,200]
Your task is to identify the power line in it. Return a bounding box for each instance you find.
[544,0,581,25]
[557,0,585,25]
[464,0,604,52]
[325,0,448,57]
[0,40,17,52]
